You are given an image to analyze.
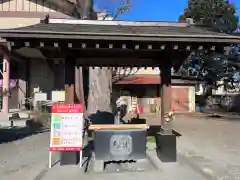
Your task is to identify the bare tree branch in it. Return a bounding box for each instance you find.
[112,67,139,83]
[86,0,132,115]
[98,0,130,20]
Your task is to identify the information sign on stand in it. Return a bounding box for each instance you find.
[49,104,83,168]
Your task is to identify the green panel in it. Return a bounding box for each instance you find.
[51,115,62,122]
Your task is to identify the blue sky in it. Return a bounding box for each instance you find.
[96,0,240,22]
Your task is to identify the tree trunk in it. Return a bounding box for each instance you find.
[203,84,213,99]
[87,67,112,115]
[198,84,213,111]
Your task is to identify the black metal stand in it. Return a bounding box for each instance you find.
[155,130,177,162]
[60,152,79,165]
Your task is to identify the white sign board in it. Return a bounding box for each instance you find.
[51,91,65,102]
[34,92,47,105]
[49,104,83,168]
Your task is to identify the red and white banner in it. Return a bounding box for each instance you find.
[50,104,83,152]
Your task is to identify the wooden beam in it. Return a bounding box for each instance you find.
[89,124,149,130]
[76,58,162,67]
[9,39,226,53]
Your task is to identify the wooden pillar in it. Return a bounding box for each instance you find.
[75,65,88,147]
[156,64,177,162]
[160,64,172,134]
[2,54,10,114]
[60,56,79,165]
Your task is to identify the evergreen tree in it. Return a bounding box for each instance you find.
[178,0,240,109]
[180,0,239,33]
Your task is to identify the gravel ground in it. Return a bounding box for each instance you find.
[174,115,240,180]
[0,129,207,180]
[0,131,50,180]
[1,114,240,180]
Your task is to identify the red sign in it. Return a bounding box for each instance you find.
[52,104,83,113]
[50,147,83,152]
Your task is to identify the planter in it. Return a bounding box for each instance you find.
[155,132,177,162]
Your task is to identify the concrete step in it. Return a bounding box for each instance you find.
[9,109,30,119]
[0,109,30,127]
[0,119,27,127]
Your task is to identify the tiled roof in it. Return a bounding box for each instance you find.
[0,20,239,43]
[7,21,229,36]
